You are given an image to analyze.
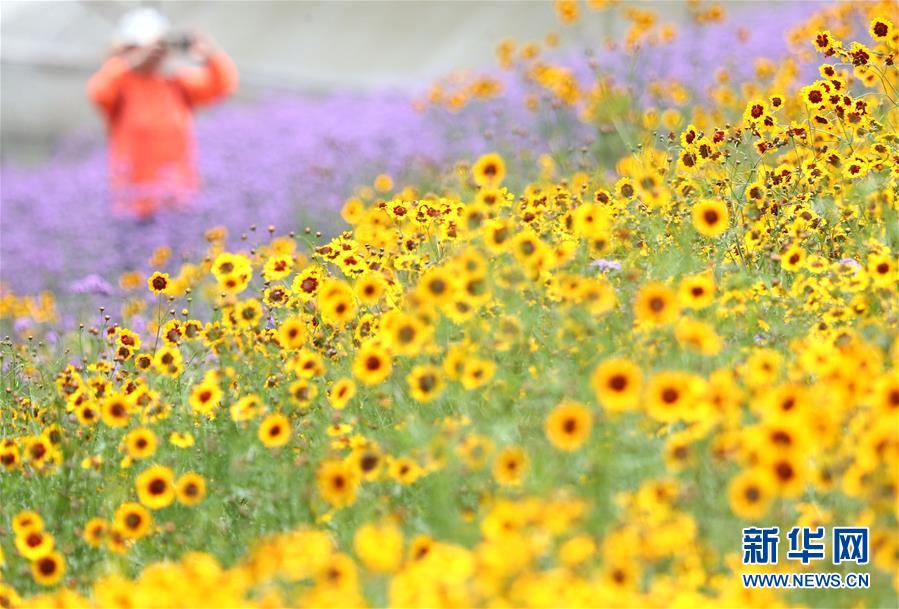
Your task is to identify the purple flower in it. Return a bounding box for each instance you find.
[837,258,861,271]
[591,259,622,272]
[13,317,31,334]
[69,274,114,296]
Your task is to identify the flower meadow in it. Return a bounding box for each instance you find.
[1,2,898,608]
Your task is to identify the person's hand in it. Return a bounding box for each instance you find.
[188,32,214,62]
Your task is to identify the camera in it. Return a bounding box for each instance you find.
[166,32,194,52]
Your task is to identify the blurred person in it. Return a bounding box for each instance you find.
[87,8,238,221]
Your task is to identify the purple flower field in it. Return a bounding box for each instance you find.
[0,1,825,299]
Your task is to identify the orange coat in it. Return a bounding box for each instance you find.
[87,52,238,218]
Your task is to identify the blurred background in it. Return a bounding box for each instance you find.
[3,0,580,162]
[1,0,826,310]
[1,0,823,162]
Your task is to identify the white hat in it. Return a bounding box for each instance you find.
[116,7,170,46]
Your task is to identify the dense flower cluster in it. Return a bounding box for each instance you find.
[1,2,898,608]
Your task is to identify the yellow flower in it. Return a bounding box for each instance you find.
[406,365,445,403]
[329,377,357,410]
[317,459,360,508]
[0,443,21,470]
[352,341,393,386]
[869,16,892,41]
[278,316,307,350]
[100,393,132,428]
[169,431,195,448]
[460,356,496,390]
[284,380,315,410]
[116,328,141,351]
[382,311,430,357]
[262,253,294,281]
[645,371,697,423]
[493,446,528,487]
[634,282,680,326]
[867,253,896,287]
[176,472,207,506]
[234,298,263,329]
[472,152,506,187]
[136,464,175,510]
[152,344,184,377]
[12,511,44,536]
[545,401,592,451]
[188,381,223,417]
[231,393,264,421]
[124,427,157,460]
[258,413,291,448]
[354,522,404,573]
[317,279,357,326]
[678,273,716,309]
[147,271,170,295]
[559,534,596,566]
[416,267,455,308]
[341,196,366,224]
[211,252,252,293]
[554,0,579,24]
[354,273,387,306]
[292,266,325,301]
[83,518,107,548]
[31,551,65,586]
[781,244,806,272]
[16,529,54,560]
[691,198,729,237]
[387,456,423,485]
[114,502,152,539]
[374,173,394,192]
[592,357,643,412]
[675,317,723,355]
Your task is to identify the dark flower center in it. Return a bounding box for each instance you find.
[775,462,794,481]
[744,485,761,502]
[661,388,679,403]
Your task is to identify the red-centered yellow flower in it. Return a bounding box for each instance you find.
[83,518,107,548]
[317,459,360,508]
[12,511,44,536]
[869,16,892,41]
[147,271,170,295]
[188,381,222,417]
[634,282,680,326]
[352,341,393,386]
[691,198,729,237]
[31,551,65,586]
[114,502,152,539]
[329,377,357,410]
[278,316,307,350]
[124,427,157,460]
[16,529,54,560]
[472,152,506,187]
[592,357,643,412]
[135,465,175,510]
[100,393,131,428]
[258,413,291,448]
[493,446,528,486]
[176,472,207,506]
[545,400,592,451]
[406,365,445,403]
